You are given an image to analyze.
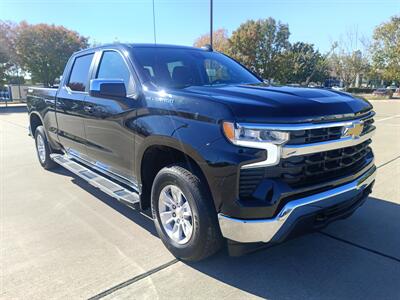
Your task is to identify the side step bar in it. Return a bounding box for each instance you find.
[50,154,140,205]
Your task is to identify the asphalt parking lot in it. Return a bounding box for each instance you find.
[1,101,400,299]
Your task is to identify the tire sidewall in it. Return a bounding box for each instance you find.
[34,126,54,170]
[151,167,213,260]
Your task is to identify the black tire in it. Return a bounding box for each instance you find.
[34,126,57,170]
[151,164,223,261]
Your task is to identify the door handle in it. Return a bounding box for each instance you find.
[83,105,94,113]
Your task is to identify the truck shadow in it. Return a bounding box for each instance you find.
[50,167,400,298]
[185,196,400,299]
[50,167,158,237]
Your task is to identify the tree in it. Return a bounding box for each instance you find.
[328,50,370,88]
[371,15,400,83]
[15,22,89,86]
[0,21,18,85]
[328,28,370,88]
[278,42,329,84]
[228,18,290,79]
[193,28,229,53]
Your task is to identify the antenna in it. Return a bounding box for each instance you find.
[152,0,157,44]
[210,0,213,47]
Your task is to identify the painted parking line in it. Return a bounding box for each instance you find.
[375,115,400,122]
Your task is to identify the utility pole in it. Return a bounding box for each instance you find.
[210,0,213,48]
[152,0,157,44]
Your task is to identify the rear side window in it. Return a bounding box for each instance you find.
[67,54,94,92]
[96,51,133,94]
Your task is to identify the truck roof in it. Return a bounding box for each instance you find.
[73,43,205,56]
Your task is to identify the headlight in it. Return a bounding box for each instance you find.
[222,122,289,147]
[222,122,289,168]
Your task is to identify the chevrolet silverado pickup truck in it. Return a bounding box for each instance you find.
[27,44,376,261]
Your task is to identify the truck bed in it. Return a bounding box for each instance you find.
[26,87,58,113]
[27,86,58,100]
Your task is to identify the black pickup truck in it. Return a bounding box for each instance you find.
[27,44,376,261]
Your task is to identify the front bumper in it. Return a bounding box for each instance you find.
[218,165,376,243]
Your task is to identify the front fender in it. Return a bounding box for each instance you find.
[134,114,223,183]
[133,113,260,212]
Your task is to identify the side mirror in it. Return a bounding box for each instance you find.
[89,79,126,98]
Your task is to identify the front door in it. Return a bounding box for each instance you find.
[83,50,139,183]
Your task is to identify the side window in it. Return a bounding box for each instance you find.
[67,54,94,92]
[96,51,134,95]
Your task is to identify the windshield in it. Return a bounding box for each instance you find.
[131,47,261,89]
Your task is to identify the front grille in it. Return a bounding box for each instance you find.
[288,126,342,145]
[362,118,375,134]
[239,139,373,199]
[287,117,375,145]
[275,140,372,187]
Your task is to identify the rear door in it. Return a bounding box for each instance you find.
[83,49,139,183]
[56,53,95,158]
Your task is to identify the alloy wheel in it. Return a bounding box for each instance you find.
[158,185,194,244]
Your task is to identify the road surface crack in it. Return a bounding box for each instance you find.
[319,231,400,263]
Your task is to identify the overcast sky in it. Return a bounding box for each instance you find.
[1,0,398,52]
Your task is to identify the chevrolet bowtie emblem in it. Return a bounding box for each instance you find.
[342,122,364,139]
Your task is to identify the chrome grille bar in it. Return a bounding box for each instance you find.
[281,130,375,158]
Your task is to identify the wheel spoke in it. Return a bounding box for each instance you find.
[183,211,192,218]
[172,222,179,234]
[177,224,183,240]
[181,201,190,211]
[160,211,174,225]
[172,222,183,241]
[182,220,191,237]
[160,190,175,209]
[171,186,182,205]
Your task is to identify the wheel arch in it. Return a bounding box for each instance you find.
[29,112,44,136]
[136,136,214,210]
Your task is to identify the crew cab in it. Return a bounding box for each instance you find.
[27,44,376,261]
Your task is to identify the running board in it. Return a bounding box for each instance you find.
[50,154,140,205]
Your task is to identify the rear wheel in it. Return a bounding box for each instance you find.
[34,126,56,170]
[151,164,223,261]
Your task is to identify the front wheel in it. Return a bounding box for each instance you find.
[151,165,223,261]
[34,126,56,170]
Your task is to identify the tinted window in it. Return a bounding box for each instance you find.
[131,47,261,89]
[167,61,184,77]
[97,51,133,94]
[204,59,231,83]
[67,54,94,92]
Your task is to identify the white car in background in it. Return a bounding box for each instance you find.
[386,85,398,92]
[332,86,345,91]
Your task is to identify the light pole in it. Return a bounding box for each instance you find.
[152,0,157,44]
[210,0,213,48]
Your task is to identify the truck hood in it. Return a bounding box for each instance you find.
[181,84,372,123]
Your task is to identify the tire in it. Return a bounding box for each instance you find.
[34,126,57,170]
[151,164,223,261]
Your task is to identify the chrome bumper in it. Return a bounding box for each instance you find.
[218,166,376,243]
